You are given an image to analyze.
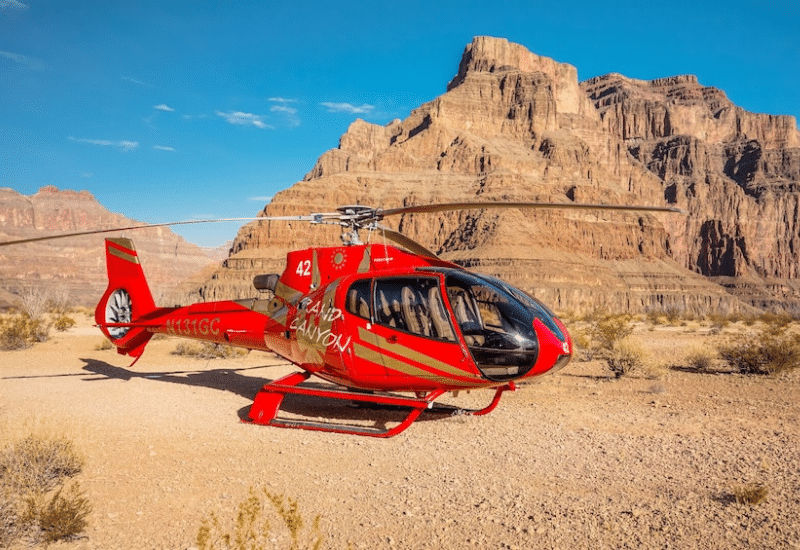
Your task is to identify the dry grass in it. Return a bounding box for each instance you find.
[172,341,249,359]
[196,487,322,550]
[53,315,77,332]
[0,419,90,547]
[684,345,717,372]
[571,310,634,361]
[0,314,50,350]
[733,484,769,506]
[717,329,800,376]
[606,336,651,378]
[94,337,114,351]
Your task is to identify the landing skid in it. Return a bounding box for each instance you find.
[244,371,515,438]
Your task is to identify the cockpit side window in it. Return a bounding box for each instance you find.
[345,279,371,320]
[374,277,456,342]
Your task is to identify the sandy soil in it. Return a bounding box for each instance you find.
[2,315,800,549]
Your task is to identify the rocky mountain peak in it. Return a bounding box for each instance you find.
[446,36,595,119]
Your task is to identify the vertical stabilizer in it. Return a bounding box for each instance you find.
[94,238,157,360]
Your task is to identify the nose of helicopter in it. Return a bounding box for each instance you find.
[529,316,572,377]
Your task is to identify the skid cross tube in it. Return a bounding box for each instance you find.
[245,372,516,437]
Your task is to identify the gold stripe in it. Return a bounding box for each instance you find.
[275,280,303,304]
[356,327,482,383]
[108,246,139,264]
[107,237,135,250]
[358,327,478,379]
[358,247,371,273]
[353,343,479,387]
[312,248,321,288]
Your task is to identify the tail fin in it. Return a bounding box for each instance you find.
[95,238,157,361]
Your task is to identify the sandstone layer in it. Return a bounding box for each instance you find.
[582,73,800,312]
[199,36,766,315]
[0,186,217,308]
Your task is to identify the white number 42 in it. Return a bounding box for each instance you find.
[295,259,311,277]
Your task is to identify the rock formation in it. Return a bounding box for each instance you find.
[582,73,800,311]
[198,36,771,316]
[0,186,217,308]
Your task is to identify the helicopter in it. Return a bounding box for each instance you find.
[1,200,682,437]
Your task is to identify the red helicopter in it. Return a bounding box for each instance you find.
[3,201,681,437]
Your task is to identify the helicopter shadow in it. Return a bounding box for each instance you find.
[78,358,426,428]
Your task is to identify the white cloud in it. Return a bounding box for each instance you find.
[153,145,176,152]
[270,105,297,115]
[68,136,139,151]
[121,76,148,86]
[154,104,174,112]
[269,97,297,104]
[320,102,374,114]
[0,0,28,9]
[216,110,271,129]
[0,50,47,71]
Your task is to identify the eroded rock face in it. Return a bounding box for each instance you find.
[0,186,216,308]
[197,37,758,316]
[582,72,800,311]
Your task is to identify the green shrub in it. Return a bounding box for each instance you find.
[196,487,322,550]
[0,314,50,350]
[717,329,800,376]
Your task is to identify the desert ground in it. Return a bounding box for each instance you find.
[2,314,800,549]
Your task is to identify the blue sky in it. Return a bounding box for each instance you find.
[2,0,798,247]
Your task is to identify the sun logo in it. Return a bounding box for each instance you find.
[331,249,347,271]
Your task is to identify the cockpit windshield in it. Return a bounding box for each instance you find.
[445,271,546,381]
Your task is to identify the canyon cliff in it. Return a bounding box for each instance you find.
[582,73,800,311]
[0,186,216,308]
[199,36,797,315]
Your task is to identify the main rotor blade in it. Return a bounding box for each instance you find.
[379,201,686,218]
[377,225,440,259]
[0,215,323,247]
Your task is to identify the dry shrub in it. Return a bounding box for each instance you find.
[0,314,50,350]
[23,482,91,544]
[0,433,90,547]
[172,341,248,359]
[717,327,800,376]
[18,287,50,320]
[44,287,73,317]
[684,345,716,371]
[573,310,634,361]
[606,336,649,378]
[758,311,793,332]
[733,483,769,505]
[53,315,77,332]
[196,487,322,550]
[0,435,83,495]
[95,338,114,351]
